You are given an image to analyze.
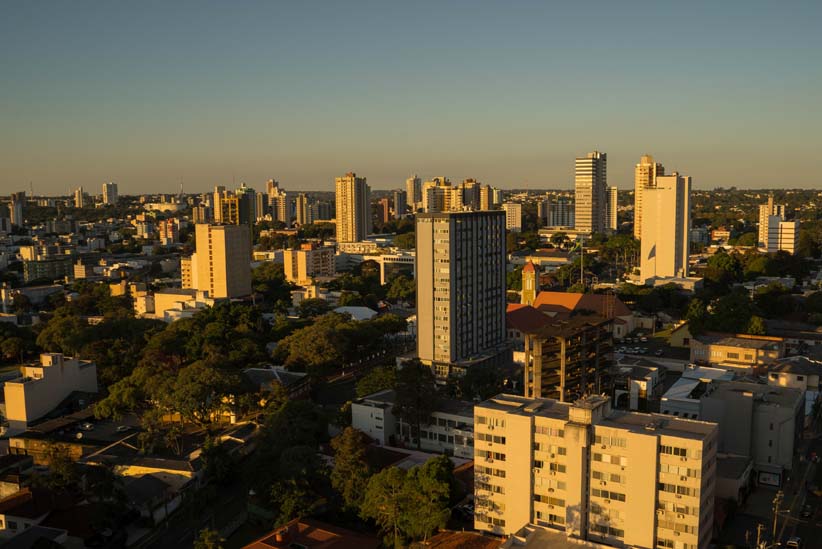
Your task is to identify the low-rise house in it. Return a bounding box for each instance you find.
[243,366,311,401]
[532,291,635,339]
[767,356,822,425]
[690,332,784,374]
[610,358,665,412]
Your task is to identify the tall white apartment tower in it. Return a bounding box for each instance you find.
[574,151,607,234]
[606,186,618,231]
[633,155,665,239]
[502,202,522,232]
[406,175,422,211]
[416,211,508,380]
[758,193,788,249]
[102,182,118,205]
[640,173,691,284]
[473,394,717,549]
[335,172,371,243]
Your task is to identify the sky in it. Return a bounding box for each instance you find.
[1,1,821,195]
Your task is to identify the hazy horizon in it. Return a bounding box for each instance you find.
[3,1,821,194]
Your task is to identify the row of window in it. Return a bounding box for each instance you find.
[594,434,627,448]
[476,433,506,444]
[535,426,565,437]
[534,443,566,455]
[476,416,506,428]
[476,465,506,478]
[590,488,626,502]
[592,470,625,484]
[477,450,506,462]
[535,511,565,525]
[659,463,700,478]
[476,481,504,494]
[657,538,696,549]
[658,519,697,534]
[592,452,628,466]
[534,494,565,507]
[659,482,699,497]
[477,515,506,527]
[590,524,625,538]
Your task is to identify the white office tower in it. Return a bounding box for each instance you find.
[757,193,788,249]
[416,211,507,380]
[74,187,85,208]
[767,217,799,254]
[640,173,691,284]
[406,175,422,211]
[542,196,574,227]
[502,202,522,232]
[606,186,618,231]
[335,172,371,243]
[473,393,717,549]
[574,151,607,234]
[633,155,665,238]
[102,182,118,205]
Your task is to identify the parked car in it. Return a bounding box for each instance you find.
[786,537,802,549]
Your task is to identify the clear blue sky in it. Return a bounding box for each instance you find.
[2,1,820,194]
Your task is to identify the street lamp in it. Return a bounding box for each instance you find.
[772,490,785,541]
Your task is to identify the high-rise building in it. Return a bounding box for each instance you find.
[416,211,507,380]
[473,393,717,549]
[392,190,407,219]
[102,182,118,206]
[377,197,391,224]
[454,179,481,211]
[640,173,691,284]
[768,217,799,254]
[192,205,213,224]
[522,314,613,401]
[295,193,315,226]
[758,193,788,249]
[283,243,336,285]
[268,182,290,226]
[479,185,492,211]
[158,218,180,246]
[9,192,25,227]
[502,203,522,232]
[633,155,665,239]
[74,187,85,209]
[606,186,618,231]
[335,172,371,243]
[421,177,453,213]
[255,192,270,222]
[187,224,252,299]
[406,175,422,211]
[542,196,575,227]
[213,186,227,223]
[574,151,608,234]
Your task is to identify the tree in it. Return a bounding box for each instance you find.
[401,456,452,541]
[298,298,331,318]
[252,262,294,313]
[734,232,757,247]
[746,315,767,335]
[705,289,755,333]
[386,275,415,303]
[394,232,415,250]
[459,363,504,401]
[1,337,24,363]
[361,467,407,548]
[331,427,371,513]
[506,265,523,291]
[201,437,233,485]
[392,360,437,449]
[194,528,224,549]
[684,298,707,336]
[171,361,238,427]
[356,366,396,397]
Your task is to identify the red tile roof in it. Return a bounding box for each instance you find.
[506,304,551,333]
[243,518,380,549]
[533,291,631,318]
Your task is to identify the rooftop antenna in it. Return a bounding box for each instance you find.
[29,181,33,197]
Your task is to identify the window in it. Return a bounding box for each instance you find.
[798,375,805,381]
[8,521,18,530]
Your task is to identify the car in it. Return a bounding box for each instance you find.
[786,537,802,548]
[116,425,131,433]
[800,504,812,519]
[80,422,95,431]
[640,337,648,342]
[654,349,664,356]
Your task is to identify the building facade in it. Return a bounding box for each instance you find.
[283,243,336,285]
[574,151,607,234]
[187,224,252,299]
[102,182,118,205]
[335,172,371,242]
[633,155,665,239]
[640,173,691,284]
[416,211,508,379]
[503,202,523,232]
[606,186,618,231]
[474,394,717,549]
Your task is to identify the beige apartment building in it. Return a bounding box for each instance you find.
[2,353,98,432]
[633,155,665,239]
[690,333,784,374]
[640,173,691,284]
[283,243,335,285]
[574,151,607,234]
[474,394,717,549]
[335,172,371,242]
[184,224,252,299]
[416,211,508,380]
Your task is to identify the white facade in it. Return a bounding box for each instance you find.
[640,173,691,284]
[767,217,798,254]
[502,203,523,232]
[574,151,607,234]
[606,186,618,231]
[335,173,371,242]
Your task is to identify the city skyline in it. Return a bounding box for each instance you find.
[2,1,821,194]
